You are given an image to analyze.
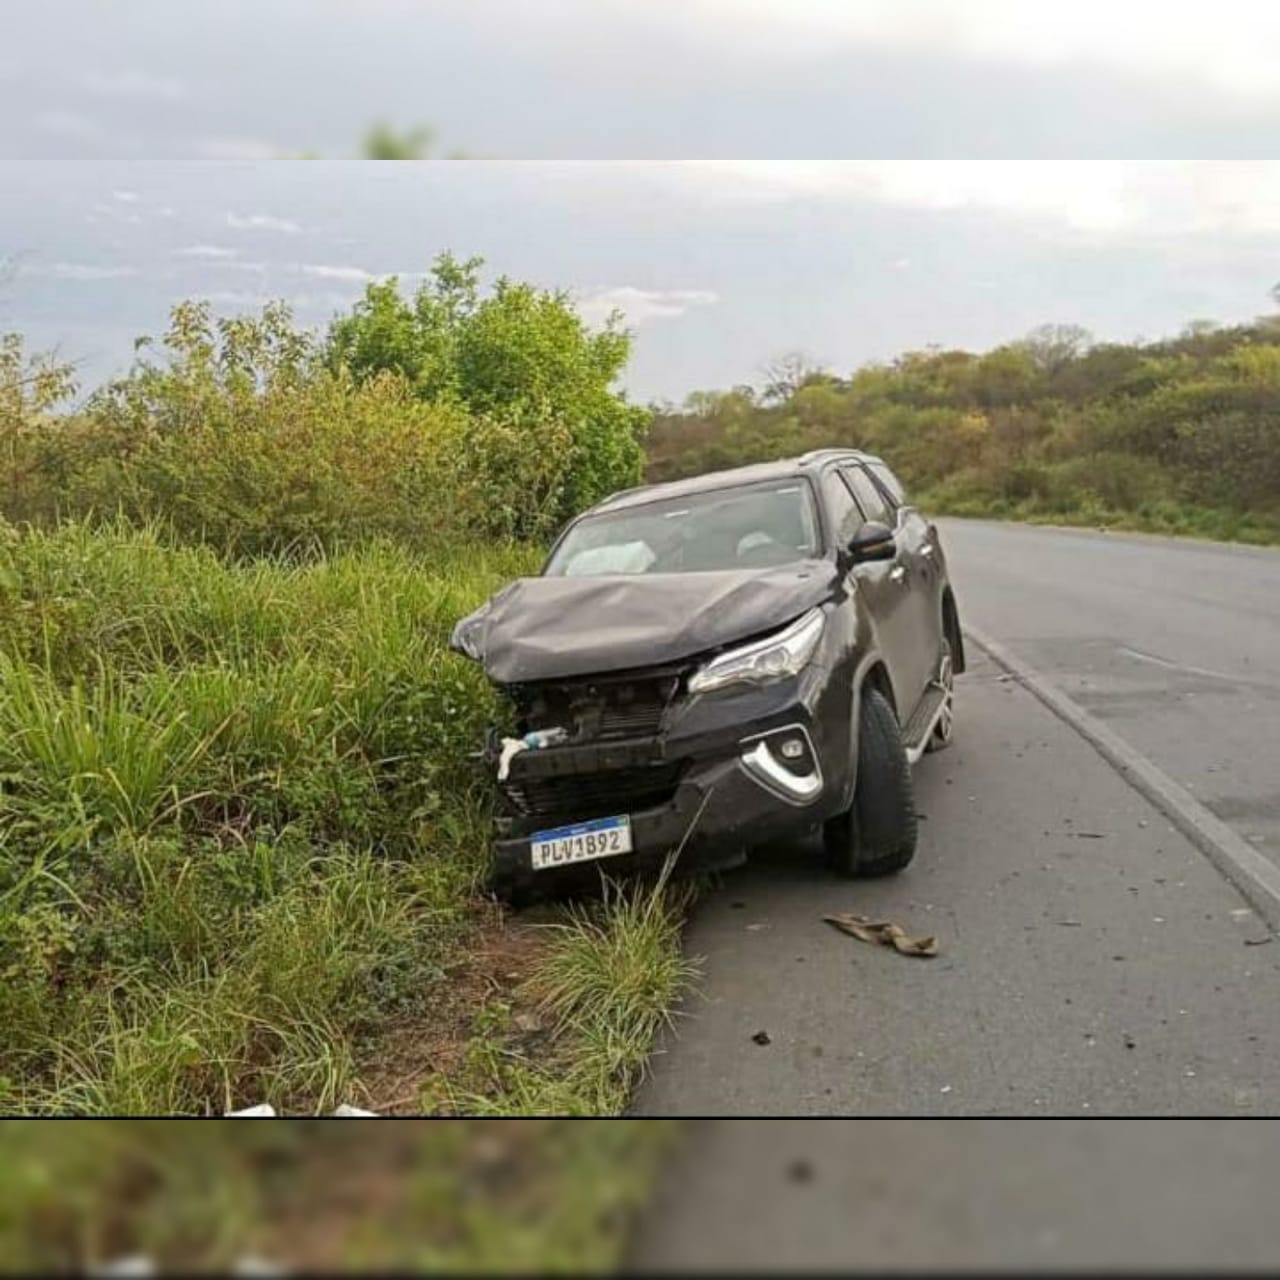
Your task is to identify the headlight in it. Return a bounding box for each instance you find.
[687,608,825,695]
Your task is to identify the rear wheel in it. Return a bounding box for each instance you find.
[924,639,955,753]
[824,686,918,878]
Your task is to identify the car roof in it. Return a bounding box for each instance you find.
[589,450,883,515]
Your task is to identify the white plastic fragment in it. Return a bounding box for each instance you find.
[224,1102,377,1116]
[496,726,571,781]
[93,1257,156,1278]
[231,1256,288,1276]
[496,737,527,781]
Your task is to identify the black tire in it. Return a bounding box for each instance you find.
[824,685,918,878]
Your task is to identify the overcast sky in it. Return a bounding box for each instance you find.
[4,3,1280,404]
[7,0,1280,160]
[6,161,1278,404]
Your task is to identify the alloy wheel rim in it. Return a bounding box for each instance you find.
[934,651,954,742]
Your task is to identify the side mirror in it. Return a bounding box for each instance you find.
[847,521,896,563]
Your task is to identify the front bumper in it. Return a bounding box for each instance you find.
[488,674,848,899]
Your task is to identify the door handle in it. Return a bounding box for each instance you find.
[889,565,907,584]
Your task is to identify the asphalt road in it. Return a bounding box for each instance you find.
[633,522,1280,1118]
[629,1120,1280,1272]
[938,519,1280,872]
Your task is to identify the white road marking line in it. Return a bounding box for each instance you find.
[1117,644,1280,691]
[966,625,1280,934]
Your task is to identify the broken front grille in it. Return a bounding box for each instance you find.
[513,666,688,743]
[502,761,684,821]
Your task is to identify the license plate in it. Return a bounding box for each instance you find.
[530,815,632,871]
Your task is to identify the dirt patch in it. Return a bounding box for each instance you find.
[358,898,558,1114]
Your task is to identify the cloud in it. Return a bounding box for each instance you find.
[37,110,106,139]
[226,212,304,234]
[687,161,1280,238]
[298,264,376,283]
[83,70,185,101]
[675,0,1280,102]
[112,190,139,203]
[176,245,239,260]
[26,261,139,281]
[575,286,719,325]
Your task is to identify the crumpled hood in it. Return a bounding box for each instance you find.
[451,561,836,684]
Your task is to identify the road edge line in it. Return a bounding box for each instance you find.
[964,624,1280,934]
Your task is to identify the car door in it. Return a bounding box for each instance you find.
[860,460,945,701]
[838,463,934,716]
[825,465,917,717]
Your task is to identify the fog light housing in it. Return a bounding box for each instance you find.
[739,724,822,804]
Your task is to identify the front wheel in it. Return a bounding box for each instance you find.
[824,686,918,878]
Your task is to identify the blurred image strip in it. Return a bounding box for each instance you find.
[9,1118,1280,1274]
[0,1118,677,1274]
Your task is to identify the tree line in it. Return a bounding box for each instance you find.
[647,312,1280,543]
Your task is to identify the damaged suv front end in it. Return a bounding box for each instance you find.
[450,472,867,901]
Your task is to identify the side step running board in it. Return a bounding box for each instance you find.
[903,683,948,765]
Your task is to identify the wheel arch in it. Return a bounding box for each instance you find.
[941,586,966,674]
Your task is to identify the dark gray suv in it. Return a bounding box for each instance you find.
[451,450,965,902]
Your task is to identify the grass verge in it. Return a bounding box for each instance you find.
[0,1118,682,1273]
[918,492,1280,547]
[0,519,698,1116]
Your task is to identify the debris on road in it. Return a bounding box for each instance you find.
[823,912,939,957]
[751,1030,772,1046]
[1244,936,1274,947]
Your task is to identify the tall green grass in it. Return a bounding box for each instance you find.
[0,518,542,1113]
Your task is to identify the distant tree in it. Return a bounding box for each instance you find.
[1016,323,1093,375]
[759,351,824,403]
[362,122,435,160]
[1182,319,1220,338]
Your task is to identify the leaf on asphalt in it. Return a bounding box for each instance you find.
[823,912,939,958]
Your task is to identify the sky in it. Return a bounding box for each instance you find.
[3,3,1280,404]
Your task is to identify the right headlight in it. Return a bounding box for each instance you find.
[687,607,826,695]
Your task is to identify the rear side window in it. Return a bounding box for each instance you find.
[821,469,862,544]
[868,462,906,508]
[840,465,891,526]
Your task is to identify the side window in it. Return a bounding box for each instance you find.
[840,465,891,526]
[821,469,862,545]
[868,462,906,509]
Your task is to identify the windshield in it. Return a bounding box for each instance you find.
[544,480,821,576]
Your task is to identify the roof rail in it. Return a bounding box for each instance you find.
[798,447,867,465]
